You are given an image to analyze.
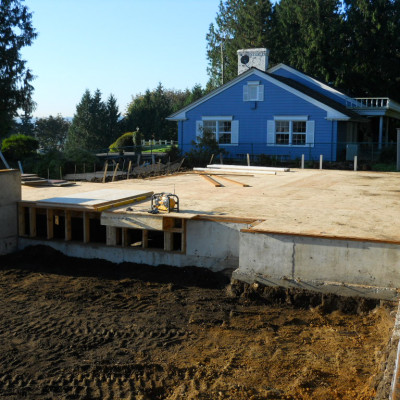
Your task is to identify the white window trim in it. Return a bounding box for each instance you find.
[267,118,314,147]
[243,81,264,102]
[202,116,233,121]
[274,115,308,121]
[197,118,239,146]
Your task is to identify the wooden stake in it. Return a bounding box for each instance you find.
[127,160,132,179]
[247,153,250,166]
[112,162,119,182]
[102,161,108,183]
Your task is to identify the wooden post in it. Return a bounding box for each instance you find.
[29,207,36,238]
[142,230,148,248]
[219,152,223,164]
[247,153,250,166]
[354,155,358,171]
[209,154,214,165]
[319,155,323,170]
[301,154,305,169]
[164,231,173,251]
[102,161,108,183]
[122,228,128,247]
[106,226,118,246]
[65,210,71,241]
[127,160,132,179]
[46,209,54,239]
[83,212,90,243]
[112,162,119,182]
[18,206,26,236]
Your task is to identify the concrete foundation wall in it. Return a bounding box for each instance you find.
[235,232,400,299]
[0,170,20,255]
[18,236,238,272]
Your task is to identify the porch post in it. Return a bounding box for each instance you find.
[378,116,383,150]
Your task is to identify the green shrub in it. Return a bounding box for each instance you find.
[109,131,143,153]
[1,133,38,161]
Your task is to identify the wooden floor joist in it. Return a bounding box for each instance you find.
[199,174,222,187]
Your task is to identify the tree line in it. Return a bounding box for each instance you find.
[206,0,400,101]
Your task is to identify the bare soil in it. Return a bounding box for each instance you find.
[0,246,396,400]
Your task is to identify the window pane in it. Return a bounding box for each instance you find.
[218,121,231,133]
[275,121,289,133]
[293,133,306,145]
[248,85,258,101]
[219,134,231,144]
[293,121,306,133]
[276,133,289,145]
[203,121,216,133]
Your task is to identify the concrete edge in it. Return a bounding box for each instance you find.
[232,270,399,301]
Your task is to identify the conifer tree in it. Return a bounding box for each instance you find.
[0,0,37,138]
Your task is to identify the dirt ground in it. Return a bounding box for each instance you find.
[0,246,397,400]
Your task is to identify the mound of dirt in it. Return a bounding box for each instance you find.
[0,246,396,399]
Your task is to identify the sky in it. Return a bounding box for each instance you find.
[21,0,226,118]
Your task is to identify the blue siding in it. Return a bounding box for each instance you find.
[271,67,348,107]
[179,72,339,161]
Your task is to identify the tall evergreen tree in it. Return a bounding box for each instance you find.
[341,0,400,99]
[66,89,120,153]
[206,0,273,87]
[272,0,345,85]
[0,0,37,139]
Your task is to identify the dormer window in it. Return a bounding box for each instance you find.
[243,81,264,102]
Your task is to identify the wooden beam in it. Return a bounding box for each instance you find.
[199,174,222,187]
[83,212,90,243]
[18,206,26,236]
[112,162,119,182]
[164,231,173,251]
[29,207,36,237]
[142,230,148,248]
[215,175,250,187]
[46,209,54,239]
[65,210,71,241]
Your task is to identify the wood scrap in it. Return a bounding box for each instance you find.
[215,175,250,187]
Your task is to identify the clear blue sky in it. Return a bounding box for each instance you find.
[21,0,222,118]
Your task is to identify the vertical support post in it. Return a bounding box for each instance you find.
[319,155,323,170]
[378,116,383,150]
[102,161,108,183]
[220,152,223,164]
[301,154,305,169]
[83,212,90,243]
[65,210,71,241]
[247,153,250,166]
[18,206,26,236]
[122,228,128,247]
[112,163,119,182]
[354,156,358,171]
[164,231,173,251]
[142,230,148,248]
[127,160,132,180]
[209,154,214,165]
[106,226,118,246]
[29,207,36,237]
[46,209,54,239]
[397,129,400,171]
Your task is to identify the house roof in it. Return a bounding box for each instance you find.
[167,66,366,122]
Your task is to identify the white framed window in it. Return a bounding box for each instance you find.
[243,81,264,102]
[196,117,239,145]
[267,117,314,147]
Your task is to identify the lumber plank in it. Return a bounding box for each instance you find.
[199,174,222,187]
[215,175,250,187]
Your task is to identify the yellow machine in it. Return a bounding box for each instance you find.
[149,193,179,213]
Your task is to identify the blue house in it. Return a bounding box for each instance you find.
[167,49,400,162]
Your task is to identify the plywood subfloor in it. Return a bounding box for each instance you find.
[21,169,400,242]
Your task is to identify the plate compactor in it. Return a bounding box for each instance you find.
[149,192,179,214]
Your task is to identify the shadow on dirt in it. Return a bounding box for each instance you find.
[0,245,230,289]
